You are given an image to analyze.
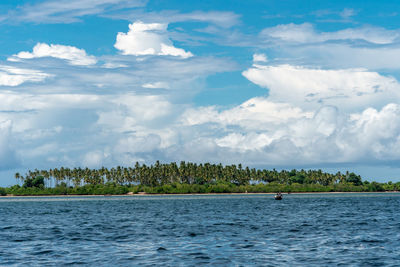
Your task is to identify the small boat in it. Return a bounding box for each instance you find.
[274,193,283,200]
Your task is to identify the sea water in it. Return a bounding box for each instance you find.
[0,193,399,266]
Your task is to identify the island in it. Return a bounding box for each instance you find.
[1,161,398,196]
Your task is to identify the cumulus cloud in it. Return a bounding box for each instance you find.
[178,100,400,165]
[114,21,193,58]
[199,103,400,165]
[0,65,50,86]
[2,87,400,176]
[347,104,400,159]
[0,48,234,174]
[8,43,97,66]
[0,90,175,168]
[242,64,400,111]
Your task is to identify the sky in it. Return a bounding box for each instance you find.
[1,0,400,185]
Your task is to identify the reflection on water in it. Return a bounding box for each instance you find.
[0,193,399,266]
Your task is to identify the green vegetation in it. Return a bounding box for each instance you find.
[22,176,45,188]
[5,183,129,196]
[0,187,6,196]
[2,161,399,196]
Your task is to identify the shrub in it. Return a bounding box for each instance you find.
[23,176,45,188]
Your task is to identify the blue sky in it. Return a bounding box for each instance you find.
[1,0,400,185]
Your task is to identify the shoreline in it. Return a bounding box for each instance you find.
[1,191,399,197]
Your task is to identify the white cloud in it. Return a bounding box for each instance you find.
[252,53,268,63]
[142,81,169,89]
[0,90,176,169]
[2,87,400,177]
[9,43,97,66]
[260,23,399,45]
[0,65,50,86]
[217,103,400,164]
[3,0,146,24]
[182,97,312,130]
[347,104,400,159]
[216,132,273,151]
[96,94,174,134]
[2,0,240,28]
[0,50,234,173]
[254,23,400,70]
[16,54,232,95]
[178,100,400,165]
[114,21,193,58]
[242,64,400,111]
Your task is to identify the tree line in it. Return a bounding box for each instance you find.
[14,161,363,188]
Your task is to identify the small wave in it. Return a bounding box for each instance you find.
[361,239,383,243]
[32,249,54,255]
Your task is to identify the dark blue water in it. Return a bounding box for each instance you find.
[0,194,399,266]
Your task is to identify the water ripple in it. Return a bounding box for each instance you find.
[0,193,400,266]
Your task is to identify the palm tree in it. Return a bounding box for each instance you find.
[15,172,20,186]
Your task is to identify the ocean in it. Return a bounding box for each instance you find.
[0,193,399,266]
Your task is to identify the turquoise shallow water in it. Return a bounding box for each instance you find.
[0,193,399,266]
